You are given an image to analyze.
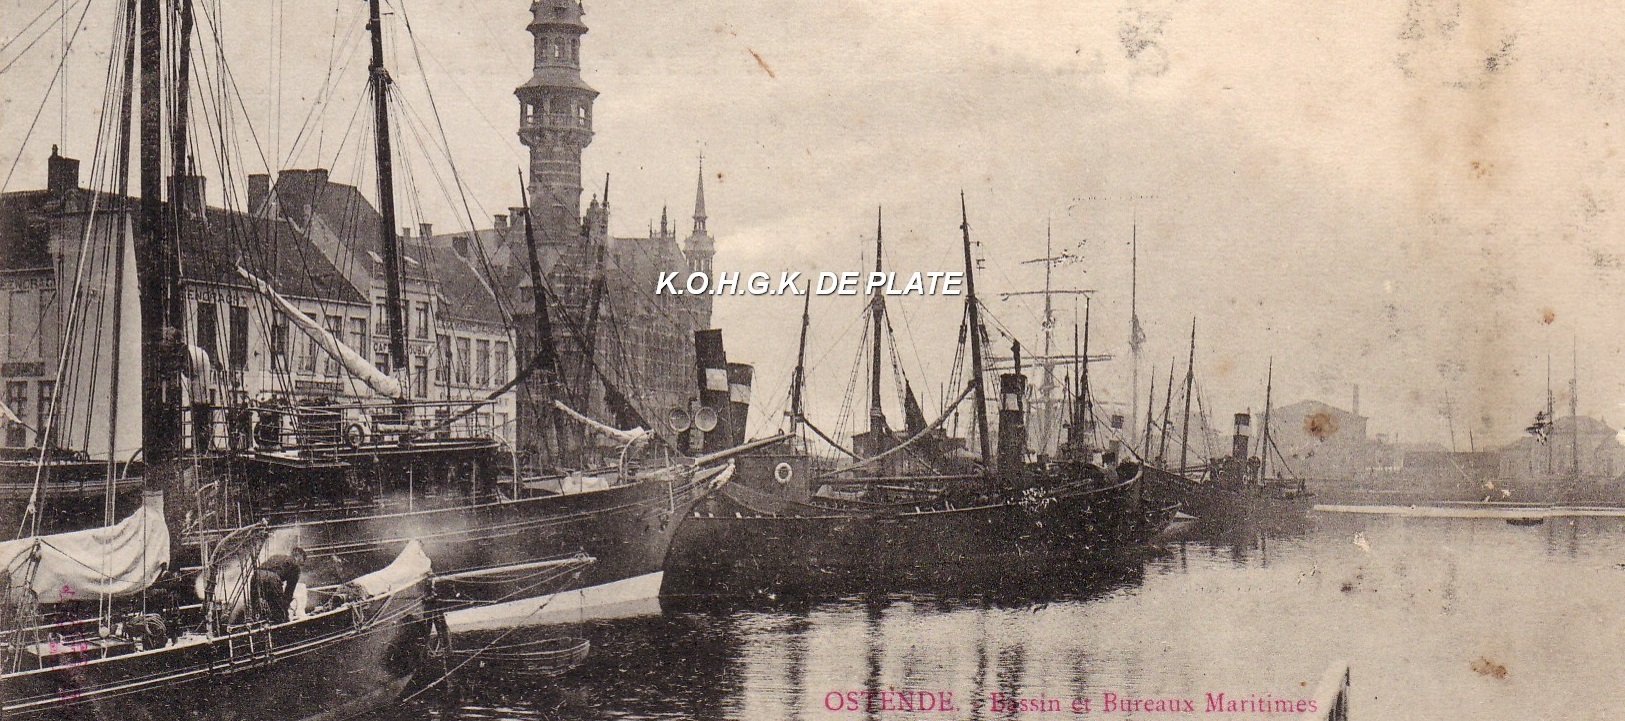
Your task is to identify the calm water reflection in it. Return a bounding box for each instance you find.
[369,512,1625,720]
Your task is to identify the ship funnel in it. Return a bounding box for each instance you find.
[1232,412,1252,459]
[997,372,1028,478]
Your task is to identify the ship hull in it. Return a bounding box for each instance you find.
[1,593,431,721]
[217,463,721,623]
[663,472,1170,598]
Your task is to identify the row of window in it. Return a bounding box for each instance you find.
[3,379,54,448]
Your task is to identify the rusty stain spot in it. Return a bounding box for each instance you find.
[748,48,776,79]
[1470,160,1490,179]
[715,171,724,182]
[1540,307,1556,324]
[1304,412,1339,440]
[1471,657,1508,680]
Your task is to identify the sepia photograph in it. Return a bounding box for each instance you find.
[1,0,1621,718]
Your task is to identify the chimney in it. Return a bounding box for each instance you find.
[401,226,413,239]
[247,173,270,215]
[493,214,508,230]
[419,222,433,240]
[47,146,79,195]
[509,207,527,226]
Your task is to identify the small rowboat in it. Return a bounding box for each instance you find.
[1505,517,1546,527]
[449,637,591,680]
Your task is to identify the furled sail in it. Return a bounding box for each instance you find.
[348,540,432,597]
[0,491,169,604]
[553,400,647,445]
[235,266,405,399]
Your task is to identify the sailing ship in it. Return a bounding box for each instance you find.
[1,0,441,715]
[2,0,765,626]
[1139,351,1312,530]
[664,200,1173,598]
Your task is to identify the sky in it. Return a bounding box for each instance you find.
[4,0,1625,449]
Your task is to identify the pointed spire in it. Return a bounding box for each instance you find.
[660,204,669,237]
[693,155,708,234]
[603,173,611,208]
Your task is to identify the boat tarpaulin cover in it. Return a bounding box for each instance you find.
[350,539,432,597]
[0,492,169,604]
[237,266,405,399]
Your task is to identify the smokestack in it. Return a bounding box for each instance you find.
[694,329,731,454]
[1352,385,1361,417]
[419,222,433,240]
[1232,412,1252,459]
[47,146,79,195]
[997,372,1028,479]
[726,362,753,447]
[247,173,270,215]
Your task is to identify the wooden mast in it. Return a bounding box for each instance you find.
[791,290,811,432]
[367,0,408,386]
[1080,295,1092,446]
[135,0,184,500]
[960,194,991,468]
[1260,358,1274,481]
[869,207,886,437]
[520,173,563,467]
[1178,318,1196,476]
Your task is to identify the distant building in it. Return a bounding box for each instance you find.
[1270,399,1373,480]
[1496,415,1625,482]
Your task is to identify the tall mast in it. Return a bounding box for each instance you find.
[1157,360,1175,464]
[520,173,562,465]
[368,0,408,383]
[1080,295,1092,444]
[1178,318,1196,475]
[960,194,991,467]
[1260,358,1274,481]
[1141,363,1157,458]
[1546,352,1553,476]
[1070,313,1080,447]
[135,0,183,494]
[791,290,811,431]
[1041,220,1054,453]
[869,207,885,435]
[1129,219,1143,445]
[1571,340,1579,479]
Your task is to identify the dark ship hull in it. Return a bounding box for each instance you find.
[2,591,433,721]
[1140,461,1311,530]
[664,455,1174,598]
[204,459,724,628]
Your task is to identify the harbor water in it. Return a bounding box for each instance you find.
[369,510,1625,720]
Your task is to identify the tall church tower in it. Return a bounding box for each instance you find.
[684,161,716,329]
[516,0,596,237]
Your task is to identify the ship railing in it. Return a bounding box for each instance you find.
[184,398,500,462]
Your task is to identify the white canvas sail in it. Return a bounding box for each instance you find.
[348,540,432,597]
[54,212,143,460]
[0,491,169,604]
[235,266,405,399]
